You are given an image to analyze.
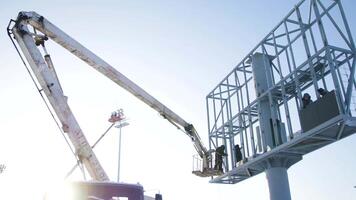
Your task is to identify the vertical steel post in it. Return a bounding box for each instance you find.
[252,52,291,200]
[284,21,302,111]
[296,6,319,99]
[226,79,236,166]
[234,71,246,159]
[272,32,292,141]
[252,53,282,149]
[218,85,228,172]
[117,125,122,182]
[206,96,212,167]
[243,62,256,156]
[266,167,291,200]
[312,0,345,113]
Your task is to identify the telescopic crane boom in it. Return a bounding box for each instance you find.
[9,11,217,180]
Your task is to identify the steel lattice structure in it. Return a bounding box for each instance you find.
[206,0,356,186]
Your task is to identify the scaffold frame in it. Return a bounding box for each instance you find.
[207,0,356,184]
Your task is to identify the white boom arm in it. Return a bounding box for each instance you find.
[11,11,210,180]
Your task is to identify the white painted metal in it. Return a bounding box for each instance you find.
[12,23,109,181]
[115,121,129,183]
[208,0,356,187]
[20,11,208,161]
[252,53,283,149]
[252,52,291,199]
[12,10,212,179]
[266,167,291,200]
[118,125,122,183]
[19,11,188,130]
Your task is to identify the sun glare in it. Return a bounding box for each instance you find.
[43,181,76,200]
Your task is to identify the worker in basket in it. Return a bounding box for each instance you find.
[234,144,243,165]
[302,93,313,108]
[214,145,227,172]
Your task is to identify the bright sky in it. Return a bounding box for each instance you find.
[0,0,356,200]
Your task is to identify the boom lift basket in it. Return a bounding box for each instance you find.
[192,153,224,177]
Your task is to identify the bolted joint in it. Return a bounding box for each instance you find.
[34,34,48,46]
[38,16,44,23]
[15,24,29,36]
[184,124,196,141]
[184,124,193,133]
[46,83,54,93]
[62,124,69,133]
[17,11,30,21]
[76,146,91,162]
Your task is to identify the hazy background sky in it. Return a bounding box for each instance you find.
[0,0,355,199]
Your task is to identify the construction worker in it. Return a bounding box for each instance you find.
[234,144,242,164]
[317,88,328,97]
[302,93,313,108]
[214,145,227,172]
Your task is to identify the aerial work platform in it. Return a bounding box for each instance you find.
[210,113,356,184]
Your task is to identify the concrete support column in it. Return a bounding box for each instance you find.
[265,167,291,200]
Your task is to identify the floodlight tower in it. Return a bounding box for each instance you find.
[206,0,356,199]
[109,109,129,182]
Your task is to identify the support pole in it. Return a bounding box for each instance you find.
[118,125,122,182]
[252,53,283,150]
[252,53,292,200]
[266,167,291,200]
[109,109,129,183]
